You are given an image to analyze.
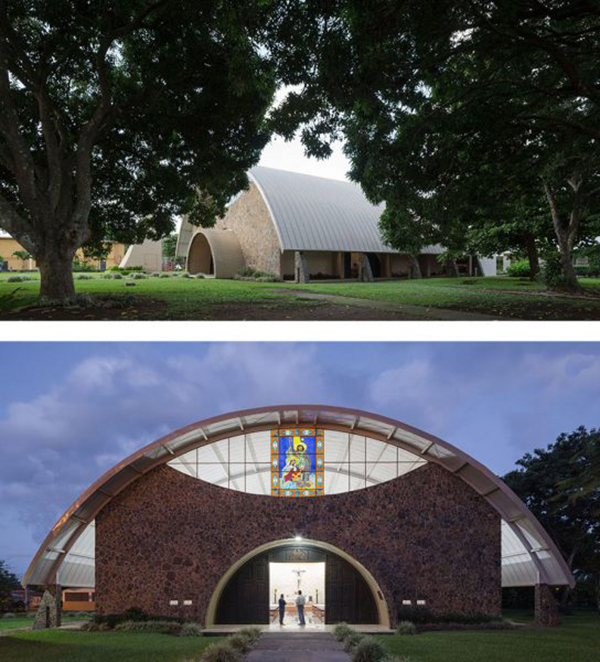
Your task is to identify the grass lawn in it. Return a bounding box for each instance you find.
[0,629,218,662]
[1,272,600,320]
[0,615,87,631]
[376,611,600,662]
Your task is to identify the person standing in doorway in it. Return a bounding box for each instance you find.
[295,590,306,626]
[278,594,286,625]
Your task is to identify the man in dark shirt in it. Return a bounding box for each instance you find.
[278,593,286,625]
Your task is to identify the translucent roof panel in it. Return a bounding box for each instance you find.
[168,429,427,496]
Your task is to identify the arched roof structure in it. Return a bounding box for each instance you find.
[248,167,441,254]
[23,405,574,591]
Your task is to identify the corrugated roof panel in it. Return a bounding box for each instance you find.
[249,167,402,253]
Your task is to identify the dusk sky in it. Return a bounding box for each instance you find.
[1,342,599,578]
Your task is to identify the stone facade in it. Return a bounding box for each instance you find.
[217,182,282,276]
[32,585,62,629]
[96,462,501,625]
[535,583,561,626]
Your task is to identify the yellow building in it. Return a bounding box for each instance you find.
[0,235,126,271]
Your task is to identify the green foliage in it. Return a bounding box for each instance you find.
[350,636,386,662]
[2,612,16,619]
[237,626,261,643]
[72,260,95,273]
[1,0,279,300]
[180,622,203,637]
[7,276,24,282]
[132,273,146,280]
[396,621,417,635]
[344,631,365,653]
[234,267,279,282]
[228,633,252,653]
[396,605,498,625]
[112,273,123,280]
[504,427,600,607]
[541,255,569,289]
[200,641,241,662]
[333,622,354,641]
[150,272,161,278]
[506,261,532,279]
[77,274,93,280]
[114,620,183,635]
[163,235,178,261]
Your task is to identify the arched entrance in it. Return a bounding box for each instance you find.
[207,539,388,627]
[187,233,214,275]
[186,229,246,278]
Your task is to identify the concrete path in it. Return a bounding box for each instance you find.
[245,632,350,662]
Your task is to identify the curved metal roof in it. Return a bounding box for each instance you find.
[23,405,574,590]
[249,167,439,254]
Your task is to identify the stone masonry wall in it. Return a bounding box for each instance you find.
[96,463,501,625]
[216,182,282,276]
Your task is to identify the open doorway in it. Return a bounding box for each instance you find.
[269,561,325,626]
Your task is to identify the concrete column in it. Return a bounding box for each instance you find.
[294,251,310,284]
[382,254,391,278]
[336,252,345,280]
[358,254,374,282]
[33,585,62,629]
[534,583,561,627]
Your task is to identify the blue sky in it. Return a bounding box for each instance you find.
[1,342,599,577]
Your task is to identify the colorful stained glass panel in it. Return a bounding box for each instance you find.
[270,428,324,497]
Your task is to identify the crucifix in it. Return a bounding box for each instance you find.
[291,567,306,592]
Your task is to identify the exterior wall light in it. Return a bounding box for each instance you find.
[294,535,302,541]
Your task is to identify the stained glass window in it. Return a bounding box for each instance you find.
[271,428,324,497]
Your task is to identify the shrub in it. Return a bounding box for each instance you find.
[228,633,253,653]
[181,272,192,278]
[114,620,183,635]
[350,636,386,662]
[77,274,93,280]
[112,272,123,280]
[193,273,205,279]
[160,272,171,278]
[102,273,114,279]
[541,254,567,289]
[180,622,203,637]
[7,276,23,282]
[150,272,161,277]
[237,626,261,643]
[333,622,354,641]
[234,267,279,282]
[396,620,417,635]
[396,606,433,624]
[83,621,110,631]
[200,641,241,662]
[343,631,364,653]
[2,613,15,619]
[506,259,531,278]
[132,272,146,279]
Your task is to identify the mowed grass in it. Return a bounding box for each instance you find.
[377,611,600,662]
[0,629,218,662]
[0,615,86,631]
[1,272,600,319]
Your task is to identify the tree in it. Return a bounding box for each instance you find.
[12,249,31,270]
[0,0,277,302]
[0,559,20,612]
[269,1,600,291]
[504,427,600,609]
[162,233,177,261]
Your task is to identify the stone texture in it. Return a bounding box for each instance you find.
[535,583,561,627]
[96,463,501,626]
[32,585,62,629]
[294,251,310,283]
[217,182,282,276]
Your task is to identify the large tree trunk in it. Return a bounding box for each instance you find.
[543,178,582,292]
[525,233,540,280]
[409,255,422,279]
[38,245,77,302]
